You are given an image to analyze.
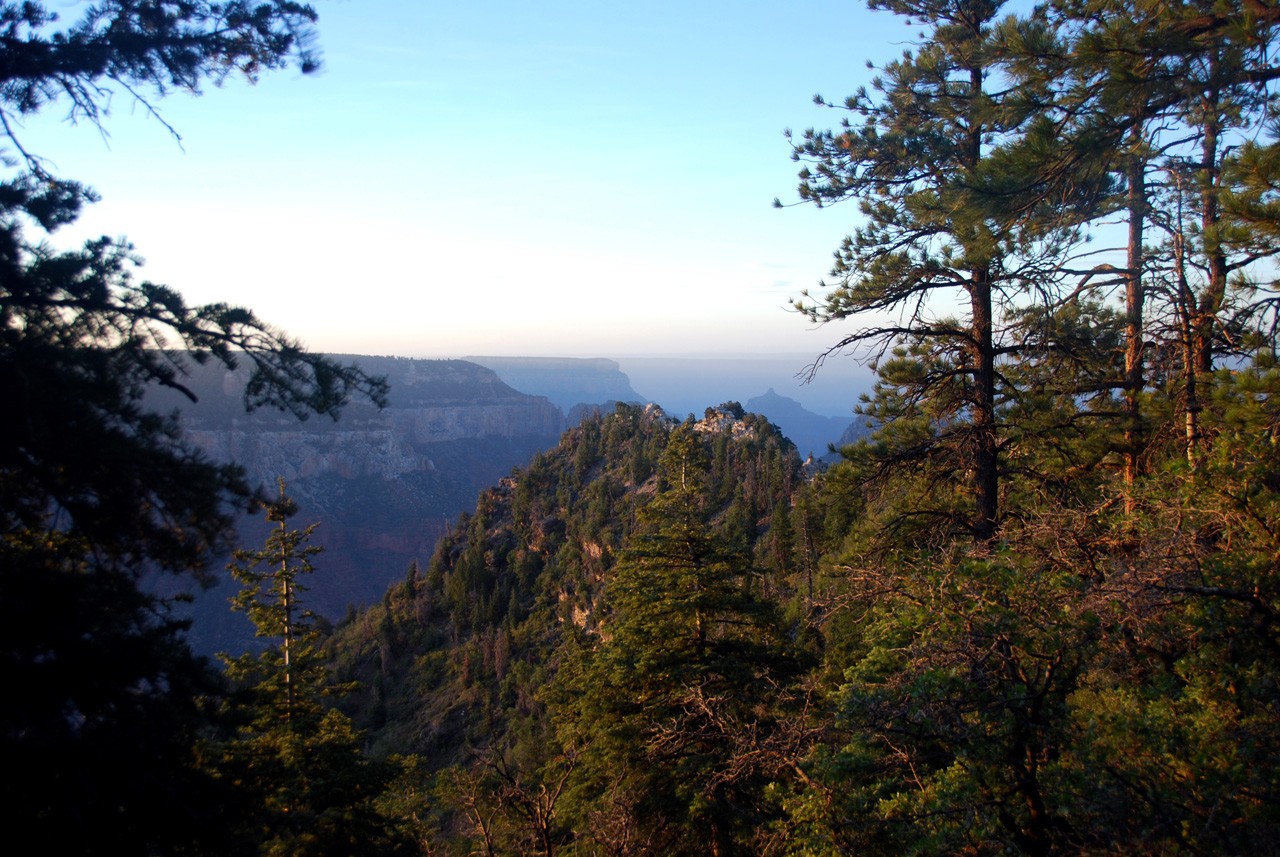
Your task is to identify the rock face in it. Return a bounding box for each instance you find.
[153,357,568,655]
[832,414,875,450]
[186,427,425,483]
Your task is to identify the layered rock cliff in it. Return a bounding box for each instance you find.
[154,357,568,655]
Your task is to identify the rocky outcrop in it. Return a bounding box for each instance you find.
[833,414,874,449]
[187,427,424,483]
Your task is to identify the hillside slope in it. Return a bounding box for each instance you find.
[326,402,807,766]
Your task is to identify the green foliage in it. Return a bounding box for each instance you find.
[214,706,415,857]
[760,3,1280,855]
[222,481,333,725]
[764,354,1280,856]
[325,403,810,854]
[554,424,803,855]
[217,485,413,856]
[329,405,680,762]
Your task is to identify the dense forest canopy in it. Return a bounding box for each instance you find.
[5,1,1280,855]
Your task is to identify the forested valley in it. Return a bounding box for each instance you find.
[6,0,1280,855]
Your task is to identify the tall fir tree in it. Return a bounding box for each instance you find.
[218,484,412,857]
[224,479,329,725]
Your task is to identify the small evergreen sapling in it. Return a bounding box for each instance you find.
[224,479,329,724]
[218,481,413,856]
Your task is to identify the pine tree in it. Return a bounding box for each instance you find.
[1009,0,1280,480]
[785,0,1078,541]
[0,7,388,852]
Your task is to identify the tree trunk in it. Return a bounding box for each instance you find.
[1173,190,1202,469]
[1123,155,1147,511]
[1195,60,1226,375]
[967,62,998,543]
[971,270,998,542]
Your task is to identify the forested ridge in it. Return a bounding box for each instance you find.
[323,375,1280,855]
[327,403,804,754]
[5,0,1280,855]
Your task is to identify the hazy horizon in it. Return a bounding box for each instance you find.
[457,351,878,419]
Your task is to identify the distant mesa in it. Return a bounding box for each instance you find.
[467,356,644,413]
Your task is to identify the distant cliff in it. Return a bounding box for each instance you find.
[466,356,644,412]
[153,357,568,655]
[745,387,858,458]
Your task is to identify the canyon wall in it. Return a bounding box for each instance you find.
[154,357,568,655]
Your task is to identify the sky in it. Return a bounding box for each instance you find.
[16,0,915,361]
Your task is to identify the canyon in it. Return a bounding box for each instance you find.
[156,354,862,654]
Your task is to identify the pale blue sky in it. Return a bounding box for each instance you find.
[17,0,914,358]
